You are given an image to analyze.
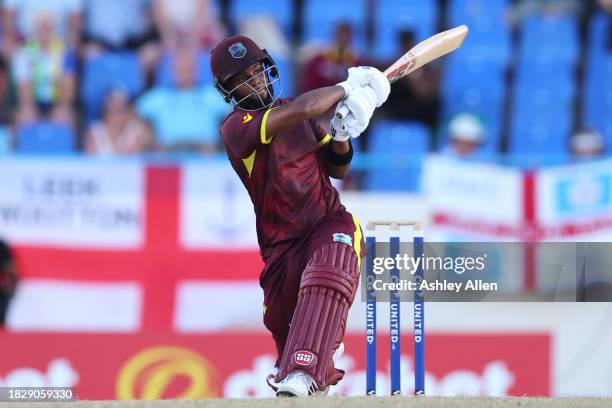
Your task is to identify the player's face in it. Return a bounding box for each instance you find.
[230,62,271,101]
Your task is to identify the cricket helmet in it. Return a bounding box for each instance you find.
[210,35,281,111]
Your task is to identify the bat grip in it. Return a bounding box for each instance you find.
[335,104,350,119]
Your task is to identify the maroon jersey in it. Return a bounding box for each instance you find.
[221,99,344,261]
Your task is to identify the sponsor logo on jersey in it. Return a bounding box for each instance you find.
[242,113,253,124]
[333,232,353,247]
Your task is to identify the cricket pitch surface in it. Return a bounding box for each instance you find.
[5,397,612,408]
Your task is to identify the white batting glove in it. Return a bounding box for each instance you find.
[331,86,377,139]
[339,67,390,107]
[337,66,378,96]
[344,112,368,138]
[330,114,350,142]
[365,68,391,107]
[331,111,368,141]
[344,85,376,126]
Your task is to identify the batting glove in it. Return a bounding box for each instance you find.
[330,114,350,142]
[338,67,390,107]
[331,85,377,140]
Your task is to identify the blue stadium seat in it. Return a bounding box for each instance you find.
[155,50,213,87]
[513,88,574,125]
[441,89,503,152]
[584,12,609,90]
[513,61,575,140]
[460,26,511,65]
[583,67,612,124]
[508,122,571,161]
[519,14,579,65]
[583,86,612,132]
[303,0,367,52]
[81,52,144,123]
[0,126,10,154]
[515,55,574,81]
[448,0,508,26]
[595,120,612,151]
[441,54,506,144]
[443,55,505,102]
[373,0,438,58]
[586,48,612,84]
[509,107,572,157]
[229,0,294,36]
[364,121,430,192]
[582,54,612,149]
[511,49,576,161]
[448,0,511,64]
[443,88,504,122]
[586,11,609,75]
[587,12,608,51]
[15,122,76,154]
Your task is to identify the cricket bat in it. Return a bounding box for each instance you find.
[336,25,469,119]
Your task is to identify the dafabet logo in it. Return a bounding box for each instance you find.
[116,346,218,399]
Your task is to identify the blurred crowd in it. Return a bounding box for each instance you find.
[0,0,230,155]
[0,0,609,169]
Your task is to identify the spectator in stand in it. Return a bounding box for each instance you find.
[136,50,229,153]
[12,11,76,126]
[153,0,224,51]
[0,57,15,154]
[0,239,18,328]
[300,23,361,93]
[0,57,14,123]
[570,129,605,160]
[510,0,583,22]
[443,113,485,158]
[84,89,154,155]
[300,23,362,131]
[377,30,440,128]
[82,0,160,75]
[2,0,82,56]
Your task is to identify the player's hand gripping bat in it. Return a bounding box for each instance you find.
[336,25,469,120]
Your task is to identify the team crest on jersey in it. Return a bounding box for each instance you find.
[333,233,353,246]
[294,350,315,366]
[228,42,247,58]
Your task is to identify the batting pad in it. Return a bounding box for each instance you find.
[277,242,360,390]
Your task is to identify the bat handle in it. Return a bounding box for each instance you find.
[335,104,350,120]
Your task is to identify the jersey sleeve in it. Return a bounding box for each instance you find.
[308,118,332,148]
[221,108,276,159]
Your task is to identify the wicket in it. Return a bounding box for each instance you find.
[365,220,425,396]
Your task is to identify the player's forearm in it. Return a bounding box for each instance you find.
[265,86,345,136]
[292,85,346,119]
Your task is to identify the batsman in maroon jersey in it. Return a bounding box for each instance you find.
[211,35,389,397]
